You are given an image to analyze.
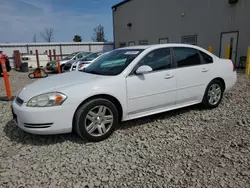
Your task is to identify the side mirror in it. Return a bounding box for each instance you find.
[135,65,153,74]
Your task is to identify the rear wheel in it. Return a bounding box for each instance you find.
[74,98,119,142]
[202,80,224,109]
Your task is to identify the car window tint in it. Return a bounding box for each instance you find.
[139,48,172,71]
[100,59,127,68]
[199,51,213,63]
[84,49,143,76]
[77,54,83,59]
[174,47,201,68]
[82,53,99,61]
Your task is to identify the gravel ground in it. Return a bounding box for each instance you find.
[0,71,249,188]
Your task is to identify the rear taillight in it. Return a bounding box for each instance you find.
[232,61,236,71]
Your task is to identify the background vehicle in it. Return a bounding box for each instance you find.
[12,44,237,142]
[46,51,91,72]
[62,51,109,72]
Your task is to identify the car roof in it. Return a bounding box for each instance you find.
[78,51,89,53]
[118,43,217,56]
[119,43,201,50]
[119,45,150,50]
[72,51,89,54]
[90,51,108,54]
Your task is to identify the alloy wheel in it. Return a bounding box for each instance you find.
[84,105,114,137]
[207,83,222,106]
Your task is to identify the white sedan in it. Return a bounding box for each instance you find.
[12,44,237,142]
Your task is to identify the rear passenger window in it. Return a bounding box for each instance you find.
[173,47,201,68]
[139,48,172,71]
[199,51,213,64]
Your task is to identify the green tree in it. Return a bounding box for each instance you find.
[91,24,107,42]
[73,35,82,42]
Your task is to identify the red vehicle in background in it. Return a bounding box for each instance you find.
[0,51,11,76]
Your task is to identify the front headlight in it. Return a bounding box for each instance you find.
[78,63,89,68]
[27,92,67,107]
[78,63,84,68]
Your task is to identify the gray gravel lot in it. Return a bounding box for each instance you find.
[0,71,249,188]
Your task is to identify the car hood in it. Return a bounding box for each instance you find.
[78,60,92,64]
[18,71,100,102]
[60,60,69,65]
[47,60,57,65]
[47,60,69,65]
[66,60,78,64]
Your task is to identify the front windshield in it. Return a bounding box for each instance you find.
[80,52,101,61]
[81,49,144,76]
[62,52,79,60]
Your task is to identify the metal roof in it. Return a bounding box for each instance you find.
[0,42,114,47]
[112,0,132,9]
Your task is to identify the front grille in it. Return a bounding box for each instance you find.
[15,97,24,106]
[24,123,53,129]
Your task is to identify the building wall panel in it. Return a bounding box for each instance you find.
[113,0,250,64]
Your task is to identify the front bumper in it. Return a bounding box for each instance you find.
[46,64,58,72]
[62,63,73,72]
[62,64,79,72]
[11,98,77,135]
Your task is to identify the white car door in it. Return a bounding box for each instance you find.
[126,48,177,117]
[173,47,213,105]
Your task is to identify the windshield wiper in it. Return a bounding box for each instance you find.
[80,69,101,75]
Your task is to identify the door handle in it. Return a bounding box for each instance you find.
[201,68,209,73]
[164,74,174,79]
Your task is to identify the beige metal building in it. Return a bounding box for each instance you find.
[112,0,250,66]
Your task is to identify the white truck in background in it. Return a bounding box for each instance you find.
[21,54,50,69]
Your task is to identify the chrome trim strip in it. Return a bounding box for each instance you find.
[128,102,175,115]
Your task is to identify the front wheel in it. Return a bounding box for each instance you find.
[202,80,224,109]
[60,64,64,73]
[74,98,119,142]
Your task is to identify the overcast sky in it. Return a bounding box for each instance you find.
[0,0,122,43]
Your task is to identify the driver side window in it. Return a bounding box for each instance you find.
[138,48,172,72]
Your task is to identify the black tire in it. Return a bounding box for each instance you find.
[28,73,34,79]
[74,98,119,142]
[60,65,64,73]
[202,80,224,109]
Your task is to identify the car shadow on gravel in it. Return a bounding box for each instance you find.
[4,104,205,146]
[119,104,205,130]
[4,120,87,146]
